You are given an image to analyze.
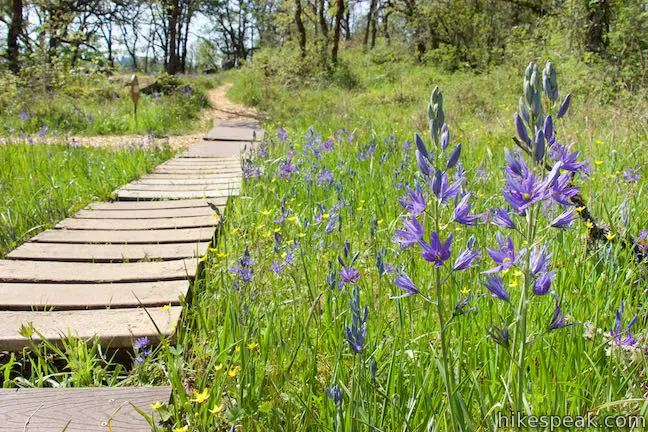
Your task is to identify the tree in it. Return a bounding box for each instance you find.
[331,0,344,64]
[294,0,307,58]
[6,0,24,73]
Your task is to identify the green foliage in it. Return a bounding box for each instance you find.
[0,140,173,256]
[0,72,216,136]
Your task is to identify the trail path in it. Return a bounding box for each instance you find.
[0,92,263,430]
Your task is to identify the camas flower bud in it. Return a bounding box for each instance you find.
[447,144,461,169]
[515,113,531,145]
[557,93,572,119]
[534,129,545,163]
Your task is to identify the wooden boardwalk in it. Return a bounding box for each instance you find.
[0,119,260,430]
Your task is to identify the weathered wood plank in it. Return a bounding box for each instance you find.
[0,307,182,351]
[75,206,218,219]
[143,172,242,180]
[160,159,242,167]
[215,119,262,129]
[57,215,217,230]
[153,167,242,174]
[0,258,197,283]
[89,198,224,210]
[32,227,215,244]
[117,189,239,201]
[204,126,264,141]
[7,241,209,262]
[182,140,256,158]
[0,387,171,432]
[121,183,239,192]
[132,178,240,186]
[0,280,188,310]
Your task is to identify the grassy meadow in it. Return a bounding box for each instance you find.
[0,52,646,432]
[0,141,174,256]
[0,74,219,137]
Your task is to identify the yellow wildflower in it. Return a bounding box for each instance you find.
[460,287,470,296]
[287,216,298,223]
[357,207,363,211]
[575,206,585,213]
[377,219,384,225]
[234,345,240,353]
[594,160,603,165]
[260,208,271,216]
[173,426,188,432]
[210,404,225,415]
[230,228,239,235]
[228,365,241,378]
[508,279,519,288]
[585,220,594,229]
[281,252,287,259]
[513,270,523,277]
[322,213,330,220]
[190,388,210,404]
[216,252,226,258]
[214,363,224,372]
[151,402,164,410]
[298,232,306,238]
[247,342,259,350]
[605,232,616,241]
[162,304,172,311]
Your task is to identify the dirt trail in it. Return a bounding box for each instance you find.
[2,83,259,150]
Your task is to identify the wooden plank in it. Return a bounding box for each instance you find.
[0,307,182,351]
[0,387,172,432]
[175,156,241,163]
[160,159,241,167]
[121,183,239,192]
[133,178,240,186]
[0,258,197,283]
[7,241,209,262]
[182,140,256,158]
[153,167,242,174]
[75,206,218,219]
[204,126,264,141]
[216,119,262,129]
[32,227,215,244]
[117,189,239,201]
[0,280,188,310]
[89,198,224,210]
[57,215,217,230]
[143,172,242,180]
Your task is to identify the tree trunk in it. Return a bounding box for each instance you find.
[167,0,180,74]
[363,0,377,49]
[586,0,610,54]
[331,0,344,65]
[383,9,391,44]
[344,1,351,40]
[319,0,328,39]
[294,0,307,58]
[7,0,23,73]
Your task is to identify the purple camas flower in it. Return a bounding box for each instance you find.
[502,158,562,214]
[242,160,262,178]
[556,93,572,119]
[609,302,638,347]
[547,300,575,331]
[133,336,150,350]
[453,237,481,271]
[550,173,579,205]
[414,133,432,162]
[483,233,524,274]
[453,193,483,226]
[515,113,531,145]
[488,322,510,347]
[326,384,343,406]
[489,208,516,229]
[270,260,285,278]
[279,160,295,180]
[416,149,432,176]
[533,270,555,295]
[432,169,464,204]
[550,208,576,228]
[420,232,452,267]
[398,184,427,217]
[543,115,554,141]
[277,128,288,141]
[446,144,462,169]
[482,275,509,302]
[392,272,420,298]
[19,110,29,122]
[549,142,585,173]
[346,287,368,354]
[623,166,641,183]
[339,266,361,286]
[317,168,334,187]
[529,244,551,276]
[319,139,334,151]
[230,248,254,289]
[393,217,424,249]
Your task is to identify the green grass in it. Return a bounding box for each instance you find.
[0,140,174,256]
[0,74,220,137]
[1,51,646,432]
